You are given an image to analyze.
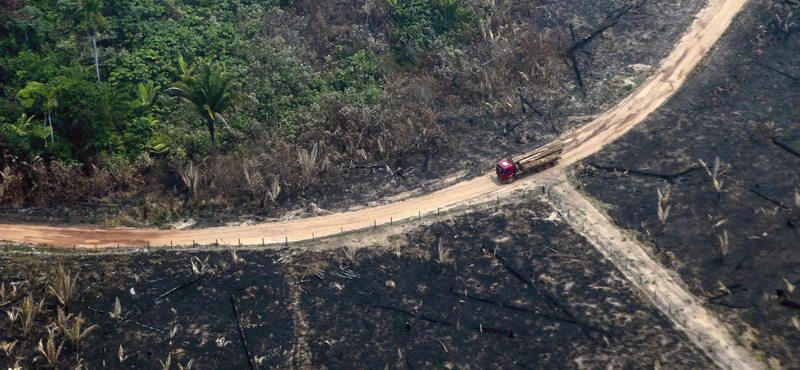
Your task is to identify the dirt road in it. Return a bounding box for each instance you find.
[0,0,748,248]
[544,175,765,370]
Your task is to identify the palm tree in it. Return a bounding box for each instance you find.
[60,59,92,81]
[136,81,160,107]
[434,0,462,32]
[167,62,241,158]
[75,0,105,82]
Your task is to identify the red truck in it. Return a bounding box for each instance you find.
[495,138,570,183]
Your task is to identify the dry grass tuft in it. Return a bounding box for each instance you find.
[784,278,796,295]
[657,183,672,228]
[178,359,194,370]
[342,245,358,264]
[190,256,212,275]
[715,230,730,259]
[19,294,45,336]
[159,353,172,370]
[267,176,281,204]
[109,297,122,320]
[229,249,245,264]
[698,156,729,201]
[118,344,129,363]
[435,238,452,265]
[177,161,201,199]
[48,264,79,309]
[1,340,18,358]
[56,307,98,349]
[36,328,65,368]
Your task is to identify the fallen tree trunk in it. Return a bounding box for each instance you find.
[566,1,645,54]
[780,298,800,311]
[753,61,799,82]
[502,112,536,137]
[773,138,800,158]
[469,325,515,338]
[707,283,745,301]
[451,289,614,337]
[568,52,586,97]
[712,301,747,309]
[519,92,559,134]
[750,186,790,210]
[230,294,256,370]
[587,163,702,183]
[530,254,591,261]
[155,275,205,303]
[371,304,452,326]
[482,245,599,340]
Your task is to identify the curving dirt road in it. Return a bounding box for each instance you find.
[0,0,748,248]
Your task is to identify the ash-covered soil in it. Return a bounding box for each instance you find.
[1,199,713,369]
[290,201,711,369]
[0,251,294,369]
[575,0,800,368]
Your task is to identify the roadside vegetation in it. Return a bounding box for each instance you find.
[0,0,703,226]
[0,0,502,221]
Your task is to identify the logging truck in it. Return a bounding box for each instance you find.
[495,138,571,183]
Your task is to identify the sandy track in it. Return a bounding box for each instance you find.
[0,0,748,248]
[544,175,764,370]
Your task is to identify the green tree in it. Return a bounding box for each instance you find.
[18,82,58,144]
[433,0,462,31]
[75,0,106,82]
[10,6,49,48]
[0,113,50,160]
[60,59,92,81]
[167,62,242,158]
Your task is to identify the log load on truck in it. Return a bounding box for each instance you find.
[495,138,572,183]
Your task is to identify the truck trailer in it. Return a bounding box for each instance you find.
[495,138,571,183]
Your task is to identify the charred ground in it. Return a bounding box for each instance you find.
[576,0,800,368]
[1,199,712,369]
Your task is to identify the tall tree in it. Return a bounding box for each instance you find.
[75,0,105,82]
[10,6,47,47]
[167,62,241,158]
[18,82,58,144]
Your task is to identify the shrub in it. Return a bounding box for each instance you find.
[391,0,477,63]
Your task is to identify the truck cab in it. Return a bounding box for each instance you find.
[496,159,516,182]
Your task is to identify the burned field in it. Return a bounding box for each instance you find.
[289,201,711,369]
[0,251,294,369]
[2,199,713,369]
[576,0,800,368]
